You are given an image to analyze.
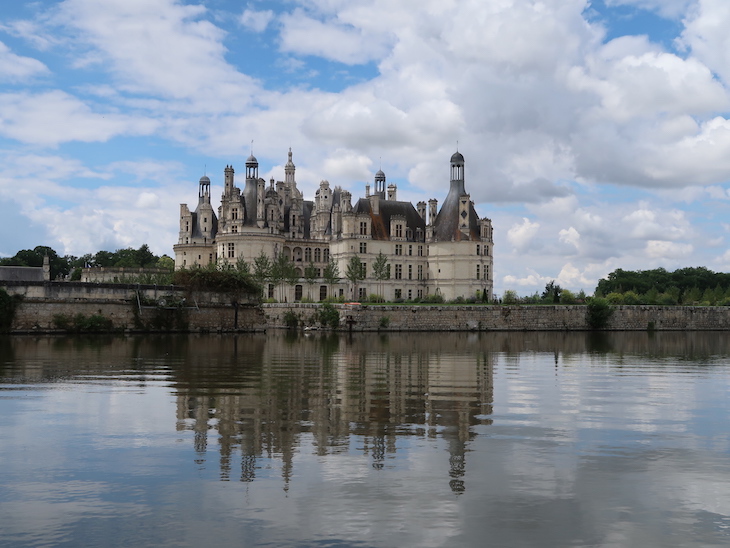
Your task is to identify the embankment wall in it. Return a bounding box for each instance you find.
[3,281,262,332]
[262,303,730,331]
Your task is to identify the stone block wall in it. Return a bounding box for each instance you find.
[4,281,262,333]
[262,303,730,331]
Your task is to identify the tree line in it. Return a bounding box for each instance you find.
[594,266,730,305]
[0,245,174,280]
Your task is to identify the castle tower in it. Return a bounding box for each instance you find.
[285,148,295,186]
[374,169,386,198]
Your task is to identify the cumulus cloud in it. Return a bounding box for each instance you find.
[0,91,158,146]
[239,8,274,33]
[0,41,49,82]
[507,218,541,251]
[645,240,694,259]
[279,9,391,65]
[1,0,730,294]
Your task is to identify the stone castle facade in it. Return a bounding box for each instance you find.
[173,149,494,301]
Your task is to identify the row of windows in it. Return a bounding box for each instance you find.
[303,247,329,263]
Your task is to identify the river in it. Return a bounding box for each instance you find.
[1,332,729,547]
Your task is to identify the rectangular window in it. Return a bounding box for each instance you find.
[227,243,235,258]
[361,262,367,278]
[359,221,367,235]
[395,264,402,280]
[314,248,321,262]
[305,248,312,262]
[485,265,489,280]
[476,264,480,280]
[395,244,402,256]
[231,225,238,233]
[417,289,423,298]
[359,287,367,300]
[360,242,367,254]
[418,245,423,257]
[323,249,329,262]
[408,289,412,300]
[268,284,274,298]
[232,208,238,220]
[395,224,403,238]
[320,285,327,301]
[408,264,412,280]
[417,265,423,280]
[408,245,412,256]
[395,289,402,299]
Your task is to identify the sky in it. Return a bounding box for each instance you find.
[1,0,730,296]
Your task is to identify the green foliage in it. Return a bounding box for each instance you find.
[0,288,22,332]
[323,258,340,289]
[1,244,170,281]
[367,294,385,303]
[0,245,68,279]
[345,255,365,285]
[53,313,115,333]
[542,280,562,303]
[173,267,260,297]
[379,316,390,328]
[317,303,340,329]
[283,310,299,329]
[502,289,519,304]
[422,293,445,304]
[560,289,577,304]
[586,297,613,329]
[253,251,272,285]
[596,266,730,301]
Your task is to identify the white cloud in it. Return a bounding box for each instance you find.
[0,91,158,146]
[645,240,694,259]
[680,0,730,86]
[507,218,541,251]
[239,8,274,33]
[0,41,49,82]
[559,227,581,250]
[279,9,391,65]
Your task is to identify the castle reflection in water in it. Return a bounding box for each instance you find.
[173,333,494,494]
[5,330,728,495]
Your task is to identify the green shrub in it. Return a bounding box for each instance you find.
[586,298,613,329]
[283,310,299,329]
[53,312,114,333]
[317,303,340,329]
[0,289,21,332]
[422,294,445,304]
[379,316,390,328]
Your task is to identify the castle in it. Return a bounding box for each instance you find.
[173,149,494,302]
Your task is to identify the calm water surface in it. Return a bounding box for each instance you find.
[1,332,729,547]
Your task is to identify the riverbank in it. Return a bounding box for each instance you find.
[265,302,729,331]
[4,281,730,333]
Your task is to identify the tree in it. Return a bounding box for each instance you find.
[235,256,251,275]
[253,251,271,288]
[502,289,519,304]
[0,246,70,279]
[345,255,365,300]
[304,262,318,300]
[157,255,175,270]
[323,258,340,300]
[542,280,562,304]
[371,251,389,301]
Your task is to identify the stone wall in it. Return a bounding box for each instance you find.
[262,303,730,331]
[3,281,262,333]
